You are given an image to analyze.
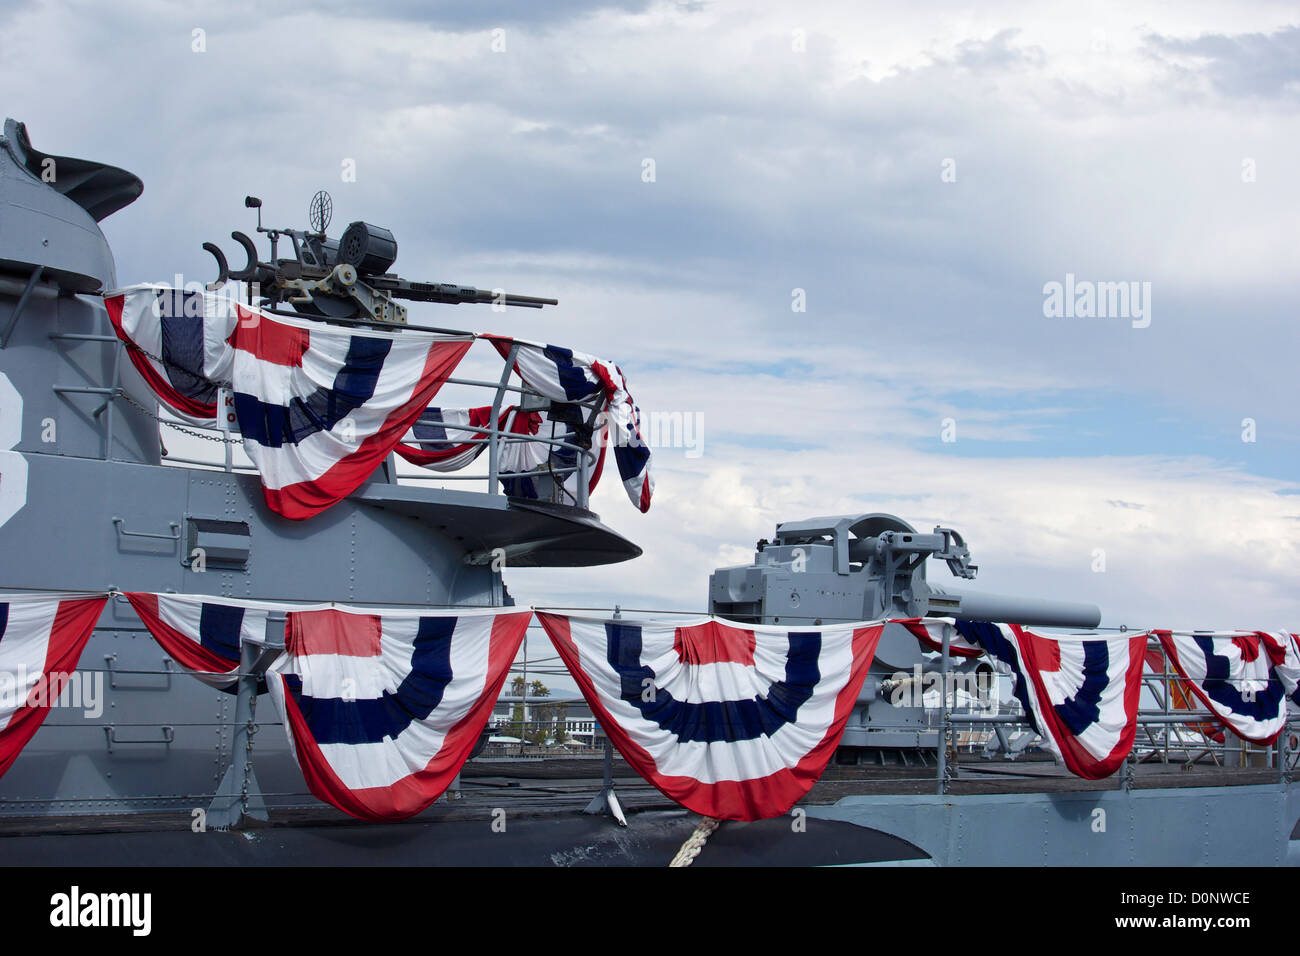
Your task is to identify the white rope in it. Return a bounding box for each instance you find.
[668,816,721,867]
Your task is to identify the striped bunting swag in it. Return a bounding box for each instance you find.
[0,593,107,780]
[950,620,1147,779]
[125,592,275,692]
[1260,630,1300,706]
[231,309,473,519]
[106,286,474,519]
[537,612,883,820]
[395,405,497,471]
[1154,630,1290,744]
[266,606,530,821]
[488,336,653,512]
[1143,647,1224,743]
[104,284,238,420]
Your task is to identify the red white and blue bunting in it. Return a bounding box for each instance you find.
[105,287,658,519]
[944,619,1147,779]
[0,593,107,779]
[4,582,1298,815]
[104,284,238,421]
[537,612,883,820]
[396,405,504,471]
[396,405,599,504]
[265,605,530,821]
[125,592,277,692]
[1262,630,1300,707]
[230,309,472,520]
[1143,647,1224,743]
[1154,630,1292,744]
[488,336,653,512]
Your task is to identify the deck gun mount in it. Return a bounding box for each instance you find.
[708,513,1102,762]
[202,190,557,324]
[709,512,1100,628]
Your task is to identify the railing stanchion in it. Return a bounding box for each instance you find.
[487,343,519,497]
[937,622,951,795]
[585,604,627,825]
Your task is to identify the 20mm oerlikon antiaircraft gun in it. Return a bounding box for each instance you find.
[709,513,1101,763]
[202,190,557,324]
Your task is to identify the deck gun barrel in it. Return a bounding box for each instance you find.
[925,586,1100,629]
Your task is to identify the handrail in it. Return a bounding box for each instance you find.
[147,337,606,504]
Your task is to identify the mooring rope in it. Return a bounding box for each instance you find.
[668,816,721,867]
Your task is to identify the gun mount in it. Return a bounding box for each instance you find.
[708,512,1102,762]
[201,191,557,324]
[710,512,1100,628]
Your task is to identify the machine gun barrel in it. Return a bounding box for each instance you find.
[372,277,558,309]
[927,586,1101,629]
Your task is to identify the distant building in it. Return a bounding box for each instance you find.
[489,695,607,750]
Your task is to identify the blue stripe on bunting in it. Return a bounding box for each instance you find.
[614,440,650,484]
[542,345,603,402]
[412,408,452,445]
[284,615,455,745]
[1053,640,1109,735]
[0,603,9,650]
[198,601,244,665]
[604,622,821,743]
[157,289,218,404]
[233,336,392,447]
[1193,635,1285,721]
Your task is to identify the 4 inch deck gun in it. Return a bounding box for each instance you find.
[201,190,557,325]
[708,513,1102,762]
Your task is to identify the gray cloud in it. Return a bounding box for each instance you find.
[1144,24,1300,99]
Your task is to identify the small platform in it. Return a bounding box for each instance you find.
[353,484,642,567]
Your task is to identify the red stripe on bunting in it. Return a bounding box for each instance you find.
[538,613,883,821]
[278,611,529,821]
[673,620,755,666]
[287,609,382,658]
[229,310,310,366]
[895,618,983,658]
[0,597,107,780]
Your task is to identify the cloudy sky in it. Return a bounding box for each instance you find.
[3,1,1297,670]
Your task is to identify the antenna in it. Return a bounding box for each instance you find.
[309,190,333,237]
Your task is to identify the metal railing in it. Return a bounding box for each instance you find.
[150,340,605,509]
[47,315,606,508]
[934,635,1298,793]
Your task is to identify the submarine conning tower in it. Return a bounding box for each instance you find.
[0,119,641,817]
[0,117,640,605]
[0,117,160,466]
